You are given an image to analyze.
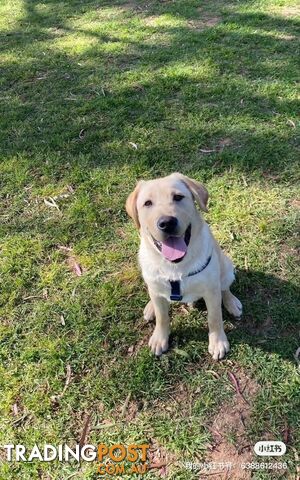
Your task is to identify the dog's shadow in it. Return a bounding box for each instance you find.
[170,268,299,363]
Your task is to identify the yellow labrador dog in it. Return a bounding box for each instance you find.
[126,173,242,360]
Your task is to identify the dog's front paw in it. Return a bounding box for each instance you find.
[208,331,230,360]
[149,327,169,356]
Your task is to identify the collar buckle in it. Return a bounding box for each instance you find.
[170,280,182,302]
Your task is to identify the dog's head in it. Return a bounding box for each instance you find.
[126,173,208,262]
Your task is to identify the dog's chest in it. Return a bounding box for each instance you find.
[146,272,207,303]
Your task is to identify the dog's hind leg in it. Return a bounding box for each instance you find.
[222,290,242,319]
[219,249,243,319]
[144,300,155,321]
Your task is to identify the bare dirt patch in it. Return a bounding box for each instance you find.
[198,137,235,155]
[243,313,276,338]
[278,6,300,18]
[277,33,297,40]
[116,397,141,421]
[188,16,221,31]
[204,369,260,479]
[290,199,300,209]
[279,243,299,271]
[142,15,180,27]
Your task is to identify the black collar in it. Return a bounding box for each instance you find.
[169,253,212,301]
[187,254,212,278]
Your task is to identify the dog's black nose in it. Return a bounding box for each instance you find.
[157,216,178,234]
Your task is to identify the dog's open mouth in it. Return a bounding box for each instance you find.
[151,224,191,262]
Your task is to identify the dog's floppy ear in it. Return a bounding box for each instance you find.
[172,173,209,212]
[126,181,144,228]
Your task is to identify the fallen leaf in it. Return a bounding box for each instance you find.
[206,370,220,379]
[94,421,115,429]
[51,364,72,403]
[11,413,29,427]
[219,137,232,147]
[44,197,60,211]
[12,403,19,416]
[199,148,216,153]
[242,175,248,187]
[58,245,73,252]
[173,348,189,357]
[228,372,249,405]
[68,257,82,276]
[159,465,167,476]
[286,119,296,128]
[127,345,134,355]
[121,392,131,417]
[79,414,92,449]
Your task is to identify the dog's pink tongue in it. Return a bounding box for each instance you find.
[161,236,187,261]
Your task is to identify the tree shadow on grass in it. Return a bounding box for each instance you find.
[172,268,299,363]
[0,0,298,177]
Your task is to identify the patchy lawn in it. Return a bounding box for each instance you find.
[0,0,299,478]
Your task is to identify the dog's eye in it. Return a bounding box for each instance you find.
[173,194,184,202]
[144,200,152,207]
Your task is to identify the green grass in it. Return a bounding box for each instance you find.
[0,0,299,478]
